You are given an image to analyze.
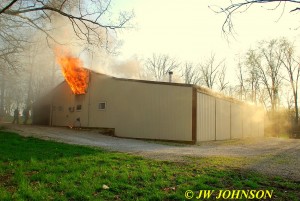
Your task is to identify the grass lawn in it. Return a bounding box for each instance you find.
[0,131,299,201]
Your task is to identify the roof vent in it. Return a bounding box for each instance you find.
[168,71,173,83]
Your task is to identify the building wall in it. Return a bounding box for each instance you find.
[242,105,254,138]
[44,72,265,143]
[196,93,215,141]
[51,83,90,127]
[196,91,264,142]
[216,99,231,140]
[230,104,243,139]
[51,72,193,142]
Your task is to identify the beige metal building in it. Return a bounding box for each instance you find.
[33,71,264,143]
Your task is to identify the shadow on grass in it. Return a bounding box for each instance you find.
[0,131,103,162]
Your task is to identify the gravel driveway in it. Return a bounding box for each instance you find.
[3,124,300,181]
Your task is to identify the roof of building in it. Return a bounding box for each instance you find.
[35,69,254,107]
[91,71,245,104]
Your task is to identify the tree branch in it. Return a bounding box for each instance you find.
[4,5,131,30]
[212,0,300,34]
[0,0,18,14]
[0,0,134,51]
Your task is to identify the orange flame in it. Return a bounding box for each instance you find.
[55,49,89,95]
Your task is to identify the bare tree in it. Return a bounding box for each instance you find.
[24,38,64,105]
[245,49,260,103]
[285,90,295,120]
[245,39,283,111]
[236,59,246,100]
[0,46,22,117]
[261,39,283,111]
[144,54,180,81]
[211,0,300,35]
[217,65,228,91]
[200,53,225,90]
[0,0,134,47]
[181,62,201,84]
[279,38,300,125]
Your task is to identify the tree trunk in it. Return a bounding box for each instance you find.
[294,88,299,141]
[0,67,6,117]
[294,94,298,125]
[26,66,33,107]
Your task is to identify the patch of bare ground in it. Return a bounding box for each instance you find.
[0,174,12,186]
[2,123,300,181]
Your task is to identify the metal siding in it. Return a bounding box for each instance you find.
[230,103,243,139]
[52,83,75,126]
[197,93,216,141]
[48,72,266,142]
[51,82,90,128]
[242,105,252,137]
[216,99,231,140]
[49,74,192,142]
[87,73,193,141]
[114,82,193,141]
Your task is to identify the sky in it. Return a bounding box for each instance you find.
[109,0,300,81]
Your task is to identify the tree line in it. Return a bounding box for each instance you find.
[142,38,300,133]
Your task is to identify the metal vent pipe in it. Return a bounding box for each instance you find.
[168,71,173,83]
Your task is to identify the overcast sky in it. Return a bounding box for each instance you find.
[111,0,300,80]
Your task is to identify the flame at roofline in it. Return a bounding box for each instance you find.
[55,48,89,95]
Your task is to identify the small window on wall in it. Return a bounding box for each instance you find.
[68,107,75,112]
[76,104,82,111]
[98,102,106,110]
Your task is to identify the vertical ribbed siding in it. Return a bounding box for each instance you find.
[230,104,243,139]
[87,75,193,142]
[216,99,231,140]
[197,92,264,142]
[49,72,264,142]
[242,105,253,137]
[197,93,216,141]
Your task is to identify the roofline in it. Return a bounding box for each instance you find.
[114,77,194,88]
[91,70,245,104]
[90,70,193,87]
[52,70,246,105]
[192,85,245,104]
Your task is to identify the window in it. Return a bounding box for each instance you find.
[76,104,82,111]
[68,107,75,112]
[98,102,106,110]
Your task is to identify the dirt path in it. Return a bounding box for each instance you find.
[2,124,300,181]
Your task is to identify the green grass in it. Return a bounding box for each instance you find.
[0,131,299,201]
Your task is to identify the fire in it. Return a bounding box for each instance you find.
[55,49,89,95]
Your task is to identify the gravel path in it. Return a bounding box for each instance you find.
[3,124,300,181]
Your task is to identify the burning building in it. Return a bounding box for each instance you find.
[32,55,264,143]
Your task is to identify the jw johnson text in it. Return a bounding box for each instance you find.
[185,189,274,200]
